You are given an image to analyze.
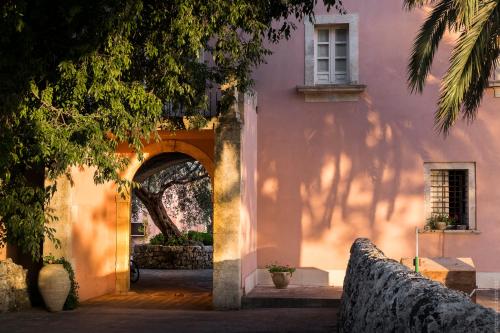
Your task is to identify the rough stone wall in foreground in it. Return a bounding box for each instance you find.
[0,258,31,312]
[133,245,213,269]
[339,238,498,333]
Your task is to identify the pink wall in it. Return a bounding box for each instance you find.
[254,2,500,275]
[240,94,259,290]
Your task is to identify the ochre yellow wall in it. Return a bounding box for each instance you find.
[46,130,214,301]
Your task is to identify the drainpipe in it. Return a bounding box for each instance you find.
[414,227,420,273]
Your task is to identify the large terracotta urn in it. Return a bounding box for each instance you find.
[38,264,70,312]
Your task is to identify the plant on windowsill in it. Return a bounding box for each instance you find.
[266,263,296,289]
[425,214,456,231]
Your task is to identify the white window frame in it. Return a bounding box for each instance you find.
[424,162,476,230]
[314,26,349,84]
[304,14,359,86]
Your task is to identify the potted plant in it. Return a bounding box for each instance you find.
[266,263,296,289]
[426,214,455,231]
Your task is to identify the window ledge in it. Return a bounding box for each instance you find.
[296,84,366,102]
[489,80,500,98]
[488,80,500,87]
[418,229,481,235]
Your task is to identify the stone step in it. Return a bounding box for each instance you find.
[241,296,340,308]
[241,285,342,309]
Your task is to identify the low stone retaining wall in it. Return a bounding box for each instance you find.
[0,259,31,312]
[133,245,212,269]
[339,238,498,332]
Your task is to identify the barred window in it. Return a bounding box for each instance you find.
[430,169,468,226]
[424,162,476,230]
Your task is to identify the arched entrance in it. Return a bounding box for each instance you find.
[115,131,215,294]
[42,95,255,310]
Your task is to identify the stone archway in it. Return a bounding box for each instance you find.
[42,93,254,309]
[114,123,245,310]
[115,133,215,295]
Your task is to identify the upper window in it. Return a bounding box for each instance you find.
[304,14,359,86]
[315,26,349,84]
[424,163,476,230]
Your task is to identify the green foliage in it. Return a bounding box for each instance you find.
[266,263,296,275]
[187,230,213,246]
[165,234,189,246]
[149,231,212,246]
[165,163,213,232]
[133,160,213,235]
[43,255,79,310]
[0,0,342,259]
[405,0,499,133]
[425,214,456,229]
[149,233,189,246]
[149,233,167,245]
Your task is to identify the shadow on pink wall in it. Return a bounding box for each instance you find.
[255,1,500,274]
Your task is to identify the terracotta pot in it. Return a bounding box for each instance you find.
[271,272,292,289]
[436,222,447,230]
[38,264,70,312]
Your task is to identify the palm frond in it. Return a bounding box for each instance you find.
[453,0,484,30]
[408,0,456,93]
[436,0,499,133]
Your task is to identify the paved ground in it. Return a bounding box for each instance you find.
[1,269,498,333]
[0,269,337,333]
[0,307,338,333]
[84,269,213,310]
[246,285,343,299]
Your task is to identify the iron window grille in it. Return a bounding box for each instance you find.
[430,169,469,226]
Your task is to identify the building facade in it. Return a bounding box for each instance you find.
[251,1,500,290]
[2,1,499,309]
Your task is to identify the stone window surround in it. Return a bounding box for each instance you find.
[299,13,364,102]
[304,14,359,85]
[423,162,477,230]
[488,66,500,98]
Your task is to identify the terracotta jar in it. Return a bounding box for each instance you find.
[271,272,292,289]
[38,264,70,312]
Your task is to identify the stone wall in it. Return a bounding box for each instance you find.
[339,238,498,332]
[133,245,213,269]
[0,259,31,312]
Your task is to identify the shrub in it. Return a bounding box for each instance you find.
[149,233,189,246]
[149,233,167,245]
[165,234,189,246]
[187,231,213,245]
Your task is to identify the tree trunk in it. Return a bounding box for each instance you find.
[133,188,182,239]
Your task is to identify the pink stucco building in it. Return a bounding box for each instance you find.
[3,2,499,310]
[251,1,500,291]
